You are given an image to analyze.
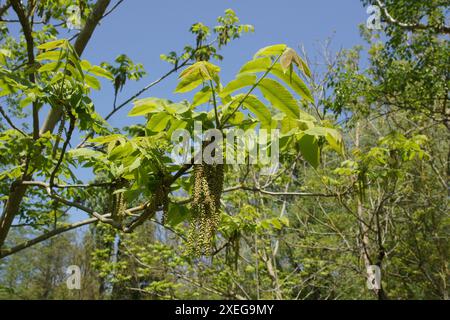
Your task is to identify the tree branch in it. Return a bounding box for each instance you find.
[10,0,39,140]
[0,105,27,136]
[0,215,107,259]
[375,0,450,34]
[40,0,112,135]
[0,0,113,251]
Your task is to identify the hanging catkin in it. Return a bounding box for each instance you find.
[187,163,224,255]
[110,180,128,224]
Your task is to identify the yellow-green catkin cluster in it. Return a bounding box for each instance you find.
[160,185,170,225]
[112,191,127,223]
[187,163,224,256]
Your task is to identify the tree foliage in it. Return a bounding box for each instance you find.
[0,0,448,300]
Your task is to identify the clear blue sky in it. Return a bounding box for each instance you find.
[79,0,368,129]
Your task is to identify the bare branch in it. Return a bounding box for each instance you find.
[0,105,27,136]
[0,215,107,259]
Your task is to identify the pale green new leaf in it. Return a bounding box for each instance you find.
[220,74,256,97]
[37,39,68,50]
[238,57,271,75]
[85,74,101,90]
[69,148,104,159]
[174,74,204,93]
[270,64,313,102]
[176,61,220,93]
[89,134,126,145]
[234,94,272,128]
[36,50,65,62]
[298,134,320,168]
[254,44,287,59]
[147,112,172,132]
[89,65,114,80]
[128,98,165,117]
[258,79,299,118]
[305,126,344,154]
[38,61,63,73]
[192,86,212,107]
[164,102,190,115]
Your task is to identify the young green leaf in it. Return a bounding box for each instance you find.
[254,44,287,59]
[270,64,314,102]
[192,86,212,107]
[220,74,256,97]
[89,66,114,80]
[147,112,172,132]
[128,98,165,117]
[298,134,320,168]
[238,57,271,75]
[233,94,272,128]
[36,50,65,62]
[37,39,68,51]
[257,79,299,118]
[85,74,101,90]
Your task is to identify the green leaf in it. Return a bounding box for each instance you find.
[298,134,320,168]
[179,61,220,80]
[280,116,299,135]
[0,49,11,65]
[300,59,311,79]
[233,94,272,128]
[174,74,204,93]
[89,65,114,80]
[325,130,343,154]
[128,98,165,116]
[271,64,313,102]
[38,61,63,73]
[147,112,172,132]
[19,96,34,109]
[166,204,189,226]
[36,50,65,62]
[37,39,67,50]
[108,142,134,160]
[89,134,125,145]
[69,148,103,159]
[220,74,256,97]
[167,118,188,137]
[127,157,142,172]
[164,102,190,115]
[192,86,212,107]
[238,57,271,75]
[306,127,344,154]
[254,44,287,59]
[85,74,101,90]
[257,79,299,118]
[175,61,220,93]
[80,60,93,70]
[271,218,283,230]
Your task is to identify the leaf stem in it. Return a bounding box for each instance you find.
[209,79,220,128]
[219,53,283,129]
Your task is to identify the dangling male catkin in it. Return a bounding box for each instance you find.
[188,163,224,255]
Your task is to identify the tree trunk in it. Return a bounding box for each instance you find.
[0,0,112,252]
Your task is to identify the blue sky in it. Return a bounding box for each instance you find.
[79,0,369,129]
